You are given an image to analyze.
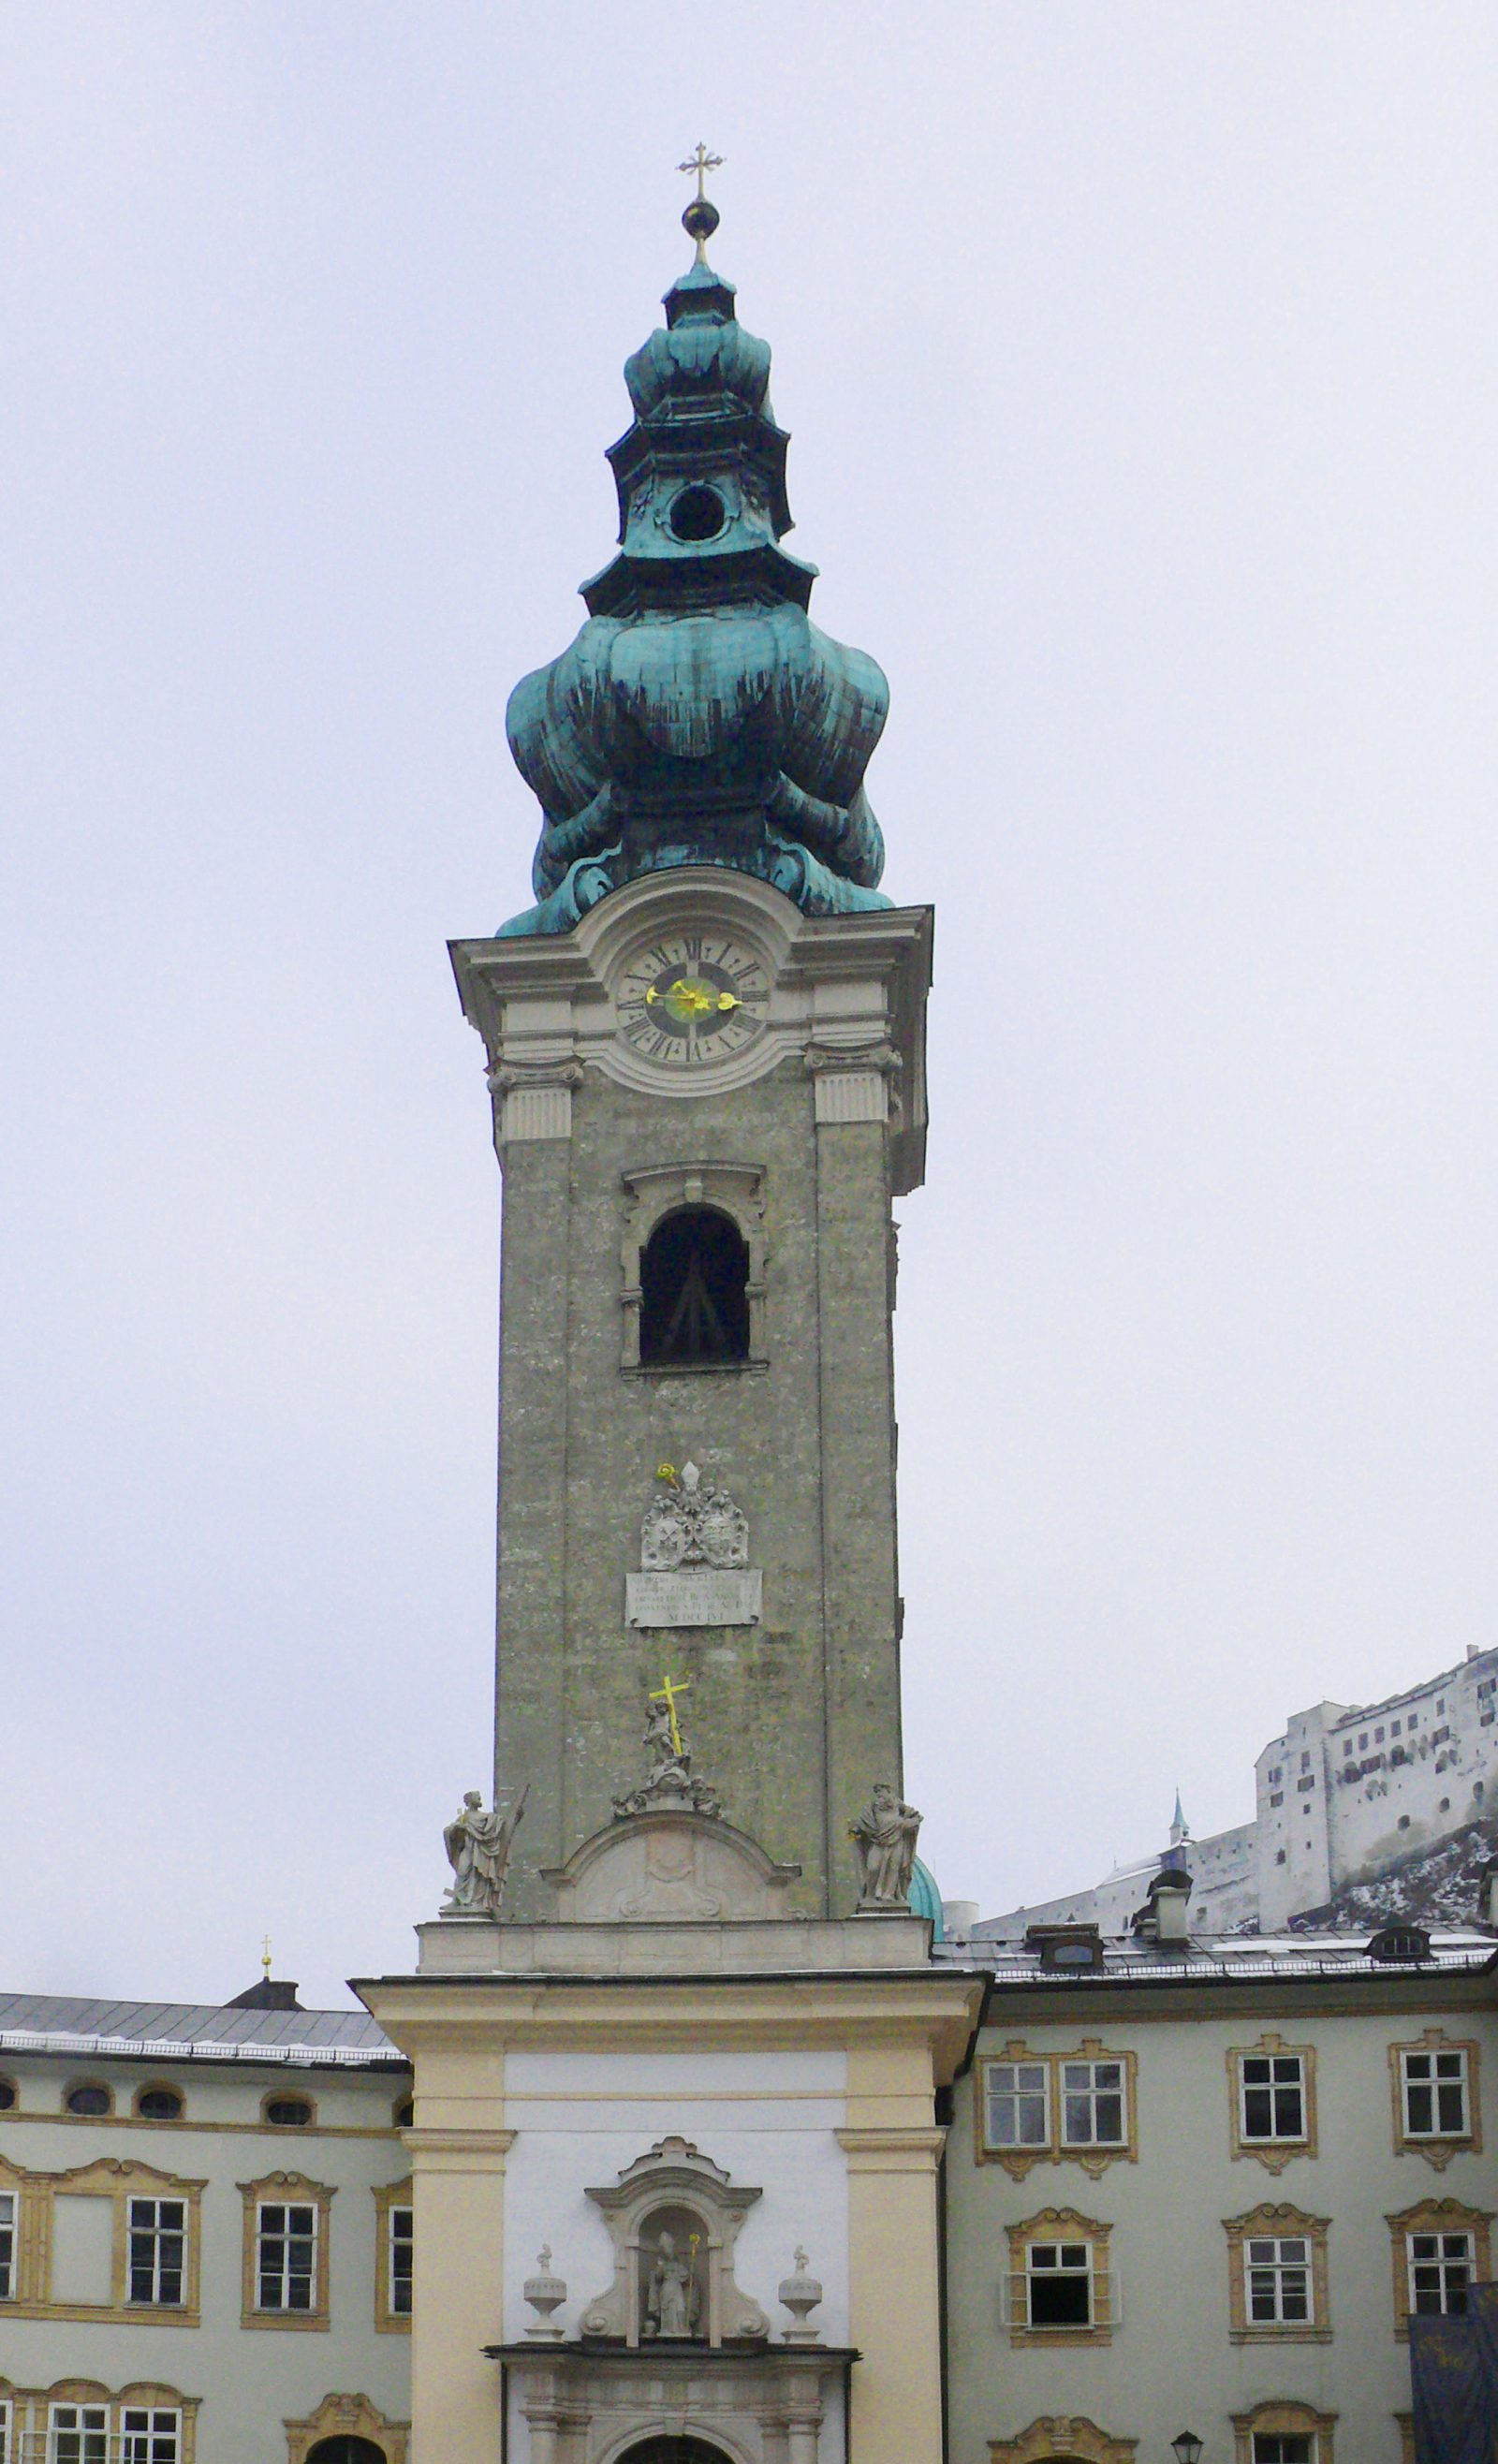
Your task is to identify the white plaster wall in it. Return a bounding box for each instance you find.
[502,2050,850,2343]
[946,1996,1498,2464]
[502,2050,850,2464]
[0,2055,412,2463]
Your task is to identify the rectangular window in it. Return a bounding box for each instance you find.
[1241,2053,1306,2142]
[128,2195,186,2306]
[1342,1738,1354,1755]
[1410,2229,1473,2315]
[1253,2441,1314,2464]
[1270,1791,1284,1808]
[1359,1733,1369,1750]
[1408,1712,1418,1729]
[389,2202,413,2317]
[1246,2235,1313,2324]
[1403,2049,1470,2138]
[50,2409,109,2464]
[1025,2240,1093,2327]
[122,2413,181,2464]
[1060,2060,1125,2148]
[1376,1726,1386,1743]
[0,2192,13,2301]
[257,2200,317,2310]
[985,2061,1050,2150]
[0,2400,9,2464]
[1392,1719,1403,1736]
[1300,1751,1311,1770]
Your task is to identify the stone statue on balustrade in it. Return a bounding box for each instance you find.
[849,1782,922,1910]
[441,1783,528,1917]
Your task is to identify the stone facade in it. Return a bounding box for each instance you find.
[452,869,932,1917]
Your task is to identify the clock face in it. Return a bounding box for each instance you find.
[616,931,771,1067]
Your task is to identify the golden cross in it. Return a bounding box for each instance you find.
[260,1933,272,1979]
[677,143,723,201]
[649,1671,691,1755]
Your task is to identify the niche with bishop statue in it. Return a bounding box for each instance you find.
[580,2137,770,2348]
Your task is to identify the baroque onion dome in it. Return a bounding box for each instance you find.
[499,188,891,934]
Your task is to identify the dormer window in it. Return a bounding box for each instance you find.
[1370,1925,1432,1965]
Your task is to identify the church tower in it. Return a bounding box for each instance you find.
[360,179,977,2464]
[451,178,930,1917]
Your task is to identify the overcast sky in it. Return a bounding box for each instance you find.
[4,5,1496,2007]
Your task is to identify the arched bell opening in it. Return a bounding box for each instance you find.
[639,1207,750,1368]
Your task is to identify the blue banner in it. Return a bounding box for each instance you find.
[1410,2284,1498,2464]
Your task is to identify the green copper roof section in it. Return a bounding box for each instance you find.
[907,1855,944,1939]
[498,190,891,937]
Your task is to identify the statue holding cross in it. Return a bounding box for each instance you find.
[648,1671,691,1756]
[614,1671,722,1822]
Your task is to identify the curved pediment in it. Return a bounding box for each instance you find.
[542,1807,800,1923]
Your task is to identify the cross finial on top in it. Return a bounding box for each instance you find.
[260,1932,272,1979]
[677,145,724,267]
[677,141,723,201]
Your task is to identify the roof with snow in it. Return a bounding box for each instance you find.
[0,1989,403,2070]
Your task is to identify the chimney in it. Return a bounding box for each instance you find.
[1134,1864,1193,1948]
[226,1978,303,2011]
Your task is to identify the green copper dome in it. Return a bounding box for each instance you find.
[498,222,892,936]
[907,1855,944,1939]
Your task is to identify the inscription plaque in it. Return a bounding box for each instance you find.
[625,1568,763,1630]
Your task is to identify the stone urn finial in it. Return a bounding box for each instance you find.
[523,2245,567,2340]
[778,2246,824,2343]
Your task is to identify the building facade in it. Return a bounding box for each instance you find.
[938,1919,1498,2464]
[0,1985,412,2464]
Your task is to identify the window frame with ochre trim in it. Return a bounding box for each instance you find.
[1223,2202,1331,2344]
[1388,2029,1481,2170]
[238,2170,335,2332]
[1002,2207,1116,2346]
[977,2039,1138,2181]
[25,2159,205,2326]
[1227,2034,1318,2175]
[1230,2402,1336,2464]
[373,2176,412,2334]
[1386,2195,1494,2339]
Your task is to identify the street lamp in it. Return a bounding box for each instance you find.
[1170,2441,1203,2464]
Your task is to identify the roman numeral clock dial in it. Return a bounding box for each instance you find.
[615,933,770,1069]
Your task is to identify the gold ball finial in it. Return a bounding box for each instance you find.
[677,142,724,264]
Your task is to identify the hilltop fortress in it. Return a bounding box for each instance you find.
[978,1639,1498,1939]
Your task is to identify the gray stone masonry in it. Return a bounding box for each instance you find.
[452,871,931,1919]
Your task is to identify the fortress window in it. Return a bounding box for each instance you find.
[1376,1726,1386,1743]
[1392,1719,1403,1736]
[1359,1733,1369,1751]
[639,1207,750,1368]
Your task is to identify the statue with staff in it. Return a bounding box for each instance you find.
[442,1783,529,1916]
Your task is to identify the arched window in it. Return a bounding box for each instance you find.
[306,2442,387,2464]
[639,1208,749,1367]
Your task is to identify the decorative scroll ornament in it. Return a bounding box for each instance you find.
[641,1461,748,1570]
